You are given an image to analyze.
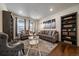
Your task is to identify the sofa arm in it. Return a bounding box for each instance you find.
[54,33,59,41]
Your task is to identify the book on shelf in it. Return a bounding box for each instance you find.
[62,29,67,31]
[63,25,72,27]
[62,32,68,35]
[66,37,71,39]
[69,32,75,36]
[63,16,72,20]
[68,29,71,31]
[64,41,72,44]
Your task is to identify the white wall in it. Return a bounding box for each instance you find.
[0,4,8,11]
[0,11,2,32]
[0,4,8,32]
[38,5,79,46]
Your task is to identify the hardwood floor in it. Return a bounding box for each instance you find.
[49,42,79,56]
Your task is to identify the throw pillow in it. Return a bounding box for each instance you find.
[48,31,51,35]
[52,31,55,36]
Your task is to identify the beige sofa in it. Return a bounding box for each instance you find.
[37,30,59,43]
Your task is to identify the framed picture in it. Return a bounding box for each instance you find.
[43,19,56,29]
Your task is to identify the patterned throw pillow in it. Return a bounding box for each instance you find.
[52,31,55,36]
[48,31,51,35]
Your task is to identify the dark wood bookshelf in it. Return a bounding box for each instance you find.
[61,12,77,46]
[2,10,14,42]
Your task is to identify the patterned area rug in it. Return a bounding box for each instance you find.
[22,39,57,56]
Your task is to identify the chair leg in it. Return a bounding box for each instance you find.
[22,49,25,55]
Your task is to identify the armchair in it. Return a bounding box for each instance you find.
[20,30,29,40]
[0,32,25,56]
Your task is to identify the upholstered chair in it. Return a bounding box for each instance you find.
[0,32,25,56]
[20,30,29,40]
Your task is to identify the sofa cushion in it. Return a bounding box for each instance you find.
[48,31,52,35]
[45,35,53,38]
[41,31,44,34]
[44,31,48,35]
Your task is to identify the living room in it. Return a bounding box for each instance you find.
[0,3,79,56]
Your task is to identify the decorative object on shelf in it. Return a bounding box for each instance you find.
[61,12,77,46]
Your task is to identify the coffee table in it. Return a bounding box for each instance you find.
[26,36,41,56]
[29,39,39,45]
[29,36,39,47]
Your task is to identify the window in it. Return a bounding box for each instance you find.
[17,18,25,34]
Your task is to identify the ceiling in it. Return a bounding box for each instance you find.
[5,3,79,20]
